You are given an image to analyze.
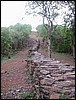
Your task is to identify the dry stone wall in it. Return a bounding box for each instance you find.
[25,41,75,99]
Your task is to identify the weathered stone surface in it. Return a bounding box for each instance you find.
[39,75,44,79]
[25,42,75,99]
[43,95,49,99]
[57,81,75,87]
[49,65,60,68]
[54,77,64,81]
[46,75,51,78]
[40,65,49,68]
[40,85,52,89]
[68,93,75,98]
[40,78,55,85]
[51,60,60,64]
[51,73,62,77]
[50,93,60,99]
[35,85,39,88]
[40,70,50,75]
[45,68,59,72]
[65,66,75,70]
[16,89,21,92]
[64,90,72,95]
[50,86,61,92]
[60,67,72,72]
[64,63,70,66]
[52,63,64,66]
[64,72,75,75]
[42,59,51,63]
[52,70,66,74]
[39,88,49,95]
[68,82,75,87]
[65,75,75,80]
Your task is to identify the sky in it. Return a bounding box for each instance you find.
[1,1,68,31]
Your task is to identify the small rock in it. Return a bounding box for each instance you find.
[46,75,51,78]
[10,90,14,94]
[40,70,50,75]
[40,65,48,68]
[66,75,75,80]
[16,89,21,92]
[1,93,3,95]
[54,77,64,81]
[40,78,55,85]
[56,60,60,63]
[51,60,60,64]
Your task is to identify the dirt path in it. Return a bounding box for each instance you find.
[30,31,41,40]
[1,31,39,99]
[1,49,33,99]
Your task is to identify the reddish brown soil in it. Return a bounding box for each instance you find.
[1,49,32,99]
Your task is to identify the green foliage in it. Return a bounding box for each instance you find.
[1,56,9,63]
[52,25,73,54]
[1,51,20,63]
[27,53,32,58]
[59,91,68,99]
[1,27,12,56]
[36,24,47,41]
[36,24,73,54]
[1,23,32,57]
[20,93,34,99]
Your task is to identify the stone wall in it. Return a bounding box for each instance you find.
[25,51,75,99]
[25,40,75,99]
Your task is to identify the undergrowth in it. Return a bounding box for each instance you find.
[20,92,35,99]
[59,91,68,99]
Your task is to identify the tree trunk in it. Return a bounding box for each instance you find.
[48,37,51,58]
[47,27,51,58]
[47,20,53,58]
[73,34,75,59]
[43,17,44,24]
